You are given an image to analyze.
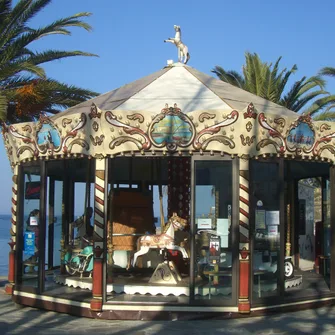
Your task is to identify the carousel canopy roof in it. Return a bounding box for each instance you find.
[59,63,297,117]
[3,61,335,168]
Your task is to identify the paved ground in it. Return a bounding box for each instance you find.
[1,279,335,335]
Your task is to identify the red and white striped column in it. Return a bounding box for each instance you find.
[238,159,250,313]
[90,158,107,312]
[6,167,18,295]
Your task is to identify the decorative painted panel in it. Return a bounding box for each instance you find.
[3,102,335,166]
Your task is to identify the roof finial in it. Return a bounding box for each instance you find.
[164,25,190,64]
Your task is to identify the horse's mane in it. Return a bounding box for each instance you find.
[162,214,185,233]
[162,217,172,233]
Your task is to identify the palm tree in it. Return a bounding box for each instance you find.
[212,52,335,120]
[314,67,335,121]
[0,0,99,123]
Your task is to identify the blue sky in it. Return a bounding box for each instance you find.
[1,0,335,214]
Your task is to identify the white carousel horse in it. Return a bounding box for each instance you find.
[164,25,190,64]
[132,213,188,267]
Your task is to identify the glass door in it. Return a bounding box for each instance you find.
[17,163,46,291]
[191,156,237,305]
[251,160,282,300]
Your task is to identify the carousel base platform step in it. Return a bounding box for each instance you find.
[285,275,303,288]
[54,274,232,297]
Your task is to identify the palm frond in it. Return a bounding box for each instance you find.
[211,66,245,88]
[312,109,335,121]
[0,1,97,122]
[304,95,335,115]
[5,78,99,122]
[0,91,7,121]
[36,12,93,38]
[291,90,328,113]
[319,67,335,77]
[0,60,46,80]
[28,50,98,65]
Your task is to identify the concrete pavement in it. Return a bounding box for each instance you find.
[1,279,335,334]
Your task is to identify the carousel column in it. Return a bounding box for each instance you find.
[167,157,191,222]
[91,158,107,312]
[238,159,250,313]
[6,167,18,295]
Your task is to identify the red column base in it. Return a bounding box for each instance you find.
[90,298,103,312]
[5,283,14,295]
[238,300,250,313]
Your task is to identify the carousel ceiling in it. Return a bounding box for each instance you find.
[2,63,335,167]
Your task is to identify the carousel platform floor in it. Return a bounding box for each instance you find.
[39,268,332,305]
[54,273,233,297]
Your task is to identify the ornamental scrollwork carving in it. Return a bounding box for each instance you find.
[243,103,257,119]
[312,131,335,156]
[127,113,144,123]
[67,138,90,152]
[62,118,72,127]
[193,110,238,150]
[317,144,335,156]
[246,121,252,132]
[105,111,151,150]
[274,117,286,128]
[198,112,216,122]
[90,135,105,146]
[61,113,89,154]
[109,137,144,150]
[92,121,99,132]
[256,139,283,152]
[89,103,101,119]
[320,123,331,132]
[240,135,256,146]
[256,113,286,153]
[22,125,32,133]
[3,112,89,157]
[200,135,235,150]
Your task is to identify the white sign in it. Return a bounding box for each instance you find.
[268,225,278,236]
[197,218,212,229]
[255,210,266,229]
[266,211,280,225]
[220,235,229,248]
[217,218,229,235]
[30,216,39,226]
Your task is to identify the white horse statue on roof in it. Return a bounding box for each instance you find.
[164,25,190,64]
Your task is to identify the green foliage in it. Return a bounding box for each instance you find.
[212,52,335,120]
[0,0,98,123]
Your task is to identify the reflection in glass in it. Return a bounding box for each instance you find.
[194,160,233,302]
[53,180,63,267]
[252,161,280,299]
[22,166,41,287]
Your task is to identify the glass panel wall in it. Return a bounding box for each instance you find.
[106,157,190,304]
[283,161,330,299]
[320,179,331,285]
[193,160,234,303]
[42,159,94,298]
[62,159,94,279]
[19,165,42,288]
[53,180,63,267]
[44,160,66,270]
[251,160,281,299]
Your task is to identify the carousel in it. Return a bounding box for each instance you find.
[2,26,335,320]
